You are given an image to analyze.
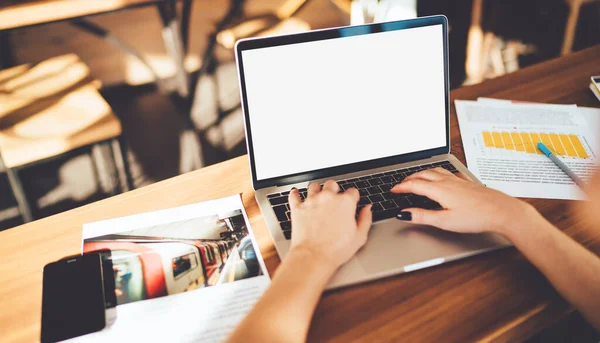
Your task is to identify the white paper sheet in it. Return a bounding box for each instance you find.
[455,100,600,200]
[71,195,270,343]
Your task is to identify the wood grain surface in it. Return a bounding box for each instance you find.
[1,45,599,343]
[0,0,168,31]
[0,54,122,168]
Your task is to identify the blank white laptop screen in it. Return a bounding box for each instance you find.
[241,24,447,181]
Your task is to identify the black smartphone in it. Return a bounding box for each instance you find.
[41,253,106,343]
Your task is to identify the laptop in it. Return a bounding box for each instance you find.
[235,15,510,289]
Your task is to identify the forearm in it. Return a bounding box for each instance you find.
[503,206,600,329]
[226,248,336,343]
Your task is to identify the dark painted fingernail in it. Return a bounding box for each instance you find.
[396,211,412,221]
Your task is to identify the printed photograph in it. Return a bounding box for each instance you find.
[83,209,263,306]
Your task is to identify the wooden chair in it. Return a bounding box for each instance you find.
[465,0,598,83]
[562,0,600,55]
[215,0,312,50]
[190,0,312,155]
[0,54,133,223]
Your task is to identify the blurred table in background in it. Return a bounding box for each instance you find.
[0,0,191,97]
[0,54,133,223]
[0,0,204,174]
[0,0,169,31]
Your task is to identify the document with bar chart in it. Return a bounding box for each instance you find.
[455,100,599,200]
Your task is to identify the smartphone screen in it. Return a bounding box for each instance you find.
[41,253,106,343]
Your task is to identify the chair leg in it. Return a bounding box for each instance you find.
[113,137,134,192]
[97,141,118,196]
[465,0,484,85]
[181,0,193,54]
[0,30,15,69]
[562,0,583,56]
[179,128,205,173]
[89,148,103,194]
[158,0,190,98]
[5,167,33,223]
[480,31,496,78]
[105,140,123,196]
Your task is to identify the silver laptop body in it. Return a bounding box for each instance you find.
[235,16,510,289]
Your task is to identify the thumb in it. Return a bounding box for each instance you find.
[397,208,446,228]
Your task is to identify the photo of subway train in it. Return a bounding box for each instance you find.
[83,210,263,306]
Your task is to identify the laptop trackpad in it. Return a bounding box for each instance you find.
[356,220,508,275]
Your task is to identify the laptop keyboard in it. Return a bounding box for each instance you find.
[267,161,459,240]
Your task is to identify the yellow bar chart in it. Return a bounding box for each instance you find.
[481,131,589,159]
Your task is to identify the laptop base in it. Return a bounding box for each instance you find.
[256,154,511,290]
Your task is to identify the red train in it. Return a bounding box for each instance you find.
[83,239,236,305]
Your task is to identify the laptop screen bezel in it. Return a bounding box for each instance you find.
[236,15,450,190]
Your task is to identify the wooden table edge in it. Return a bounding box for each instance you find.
[0,0,175,32]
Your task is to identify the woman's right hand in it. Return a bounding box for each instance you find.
[287,181,373,272]
[391,167,541,238]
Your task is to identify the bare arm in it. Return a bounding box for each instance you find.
[226,249,336,342]
[226,181,372,342]
[505,207,600,329]
[392,168,600,329]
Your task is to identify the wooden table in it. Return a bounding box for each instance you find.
[0,0,191,95]
[0,0,203,181]
[0,0,169,31]
[2,45,599,343]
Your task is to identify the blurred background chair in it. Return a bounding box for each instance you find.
[0,149,31,221]
[215,0,312,49]
[0,54,133,223]
[189,0,312,158]
[346,0,417,24]
[188,0,425,157]
[562,0,600,55]
[466,0,600,84]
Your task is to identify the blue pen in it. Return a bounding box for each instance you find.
[537,142,585,187]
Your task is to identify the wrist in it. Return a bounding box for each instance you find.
[496,202,548,242]
[285,245,339,279]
